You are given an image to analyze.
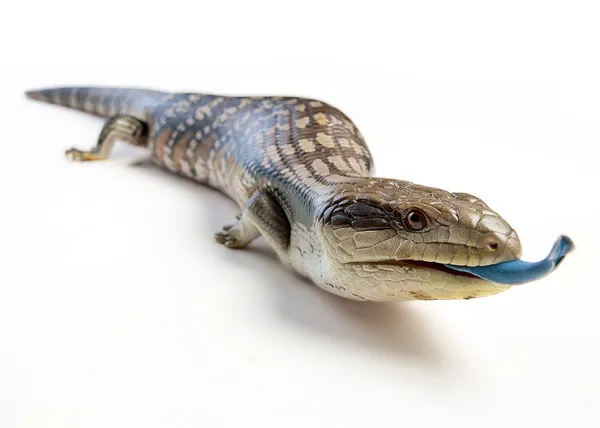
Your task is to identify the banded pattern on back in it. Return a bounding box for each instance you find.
[26,87,374,222]
[148,93,374,223]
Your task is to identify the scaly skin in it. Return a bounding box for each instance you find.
[26,86,522,302]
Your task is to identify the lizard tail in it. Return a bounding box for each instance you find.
[25,86,170,120]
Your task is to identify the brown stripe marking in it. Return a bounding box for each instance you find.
[172,132,193,171]
[192,134,215,165]
[154,129,173,164]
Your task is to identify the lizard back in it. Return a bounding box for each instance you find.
[28,87,375,224]
[150,93,374,218]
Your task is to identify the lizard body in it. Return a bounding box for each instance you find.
[26,86,526,301]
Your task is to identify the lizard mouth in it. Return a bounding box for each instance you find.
[394,260,481,278]
[350,259,481,279]
[352,235,575,286]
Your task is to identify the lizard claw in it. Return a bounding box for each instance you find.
[214,214,253,248]
[214,229,242,248]
[65,147,105,162]
[65,148,86,161]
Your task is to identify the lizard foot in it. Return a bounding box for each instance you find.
[214,226,246,248]
[65,148,106,162]
[214,213,260,249]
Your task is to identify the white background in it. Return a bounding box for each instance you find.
[1,1,599,427]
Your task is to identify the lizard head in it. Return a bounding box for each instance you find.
[317,177,522,301]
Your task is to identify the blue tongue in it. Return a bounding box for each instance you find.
[443,235,574,285]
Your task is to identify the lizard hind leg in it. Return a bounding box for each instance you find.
[66,115,148,162]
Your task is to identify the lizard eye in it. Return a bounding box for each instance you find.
[405,209,427,231]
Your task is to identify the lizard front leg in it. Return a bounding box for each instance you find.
[215,190,291,262]
[215,212,260,248]
[66,115,148,161]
